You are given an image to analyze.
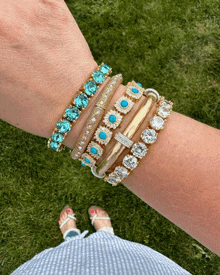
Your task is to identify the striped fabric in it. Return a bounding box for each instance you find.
[11,230,192,275]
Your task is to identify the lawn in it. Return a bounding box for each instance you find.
[1,0,220,274]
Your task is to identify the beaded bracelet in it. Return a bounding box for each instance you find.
[70,74,123,160]
[47,63,112,152]
[79,81,145,167]
[105,96,173,186]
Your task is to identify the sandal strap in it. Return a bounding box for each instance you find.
[90,214,110,226]
[59,214,76,229]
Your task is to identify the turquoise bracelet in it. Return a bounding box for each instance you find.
[47,63,112,152]
[79,80,145,167]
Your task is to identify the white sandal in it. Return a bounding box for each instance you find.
[60,212,81,239]
[90,213,114,235]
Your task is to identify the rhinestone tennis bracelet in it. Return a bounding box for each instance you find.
[47,63,112,152]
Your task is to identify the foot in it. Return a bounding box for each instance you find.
[88,206,112,231]
[58,206,77,237]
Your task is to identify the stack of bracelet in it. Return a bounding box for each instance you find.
[70,74,123,160]
[47,63,173,187]
[103,95,173,186]
[47,63,112,152]
[78,80,146,168]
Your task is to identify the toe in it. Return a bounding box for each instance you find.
[88,205,97,216]
[59,206,74,224]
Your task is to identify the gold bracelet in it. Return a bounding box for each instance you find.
[70,74,123,160]
[105,96,173,186]
[96,95,157,175]
[79,81,146,168]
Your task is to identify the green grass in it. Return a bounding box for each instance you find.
[1,0,220,274]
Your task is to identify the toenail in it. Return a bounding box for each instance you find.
[90,210,94,214]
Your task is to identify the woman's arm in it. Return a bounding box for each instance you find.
[0,0,219,257]
[122,108,220,257]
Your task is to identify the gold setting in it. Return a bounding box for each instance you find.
[87,141,103,159]
[114,96,134,114]
[94,126,113,145]
[103,110,123,129]
[125,81,145,99]
[79,153,96,168]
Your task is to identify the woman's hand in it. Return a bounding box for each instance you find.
[0,0,97,136]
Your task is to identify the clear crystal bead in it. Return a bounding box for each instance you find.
[86,131,90,134]
[115,166,128,178]
[150,116,165,130]
[91,117,96,122]
[88,124,92,128]
[141,128,157,144]
[123,155,138,170]
[107,173,121,185]
[80,141,85,145]
[157,106,170,119]
[161,101,171,109]
[131,142,147,158]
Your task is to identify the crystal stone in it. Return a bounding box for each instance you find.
[100,64,110,74]
[161,100,171,110]
[107,173,121,185]
[157,106,170,119]
[74,93,89,109]
[51,132,64,143]
[56,120,71,133]
[123,155,138,170]
[93,71,105,83]
[131,142,147,158]
[49,141,59,151]
[84,81,98,96]
[150,115,165,130]
[65,106,80,121]
[115,166,128,179]
[141,128,157,144]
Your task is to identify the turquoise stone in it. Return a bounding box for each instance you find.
[74,93,89,109]
[121,100,128,108]
[84,158,90,164]
[84,81,98,96]
[65,106,80,121]
[51,132,64,143]
[109,115,116,123]
[132,88,139,94]
[137,82,142,87]
[56,120,71,133]
[91,147,98,154]
[81,162,87,167]
[93,71,105,84]
[100,64,110,74]
[99,132,107,139]
[49,141,59,151]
